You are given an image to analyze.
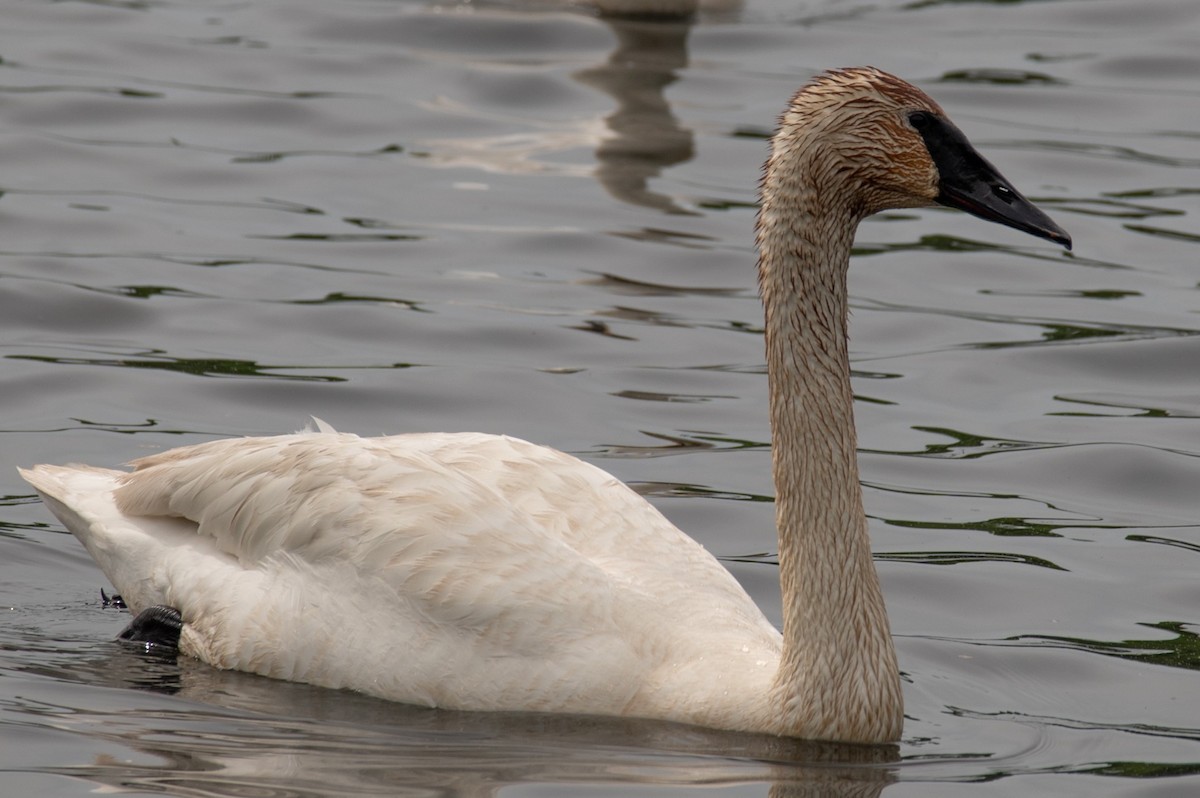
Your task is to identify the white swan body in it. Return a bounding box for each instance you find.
[24,431,782,726]
[21,67,1069,743]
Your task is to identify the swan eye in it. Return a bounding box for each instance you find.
[908,111,934,130]
[993,184,1015,204]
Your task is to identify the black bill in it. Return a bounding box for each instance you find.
[909,110,1072,250]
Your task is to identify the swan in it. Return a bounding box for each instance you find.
[20,67,1069,744]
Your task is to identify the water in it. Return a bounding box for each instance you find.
[1,0,1198,795]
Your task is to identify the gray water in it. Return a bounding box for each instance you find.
[2,0,1199,795]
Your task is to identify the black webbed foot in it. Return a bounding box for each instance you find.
[118,605,182,655]
[100,588,126,608]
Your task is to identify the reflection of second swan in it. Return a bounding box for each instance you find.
[574,0,745,214]
[22,68,1070,744]
[420,4,715,214]
[573,14,697,214]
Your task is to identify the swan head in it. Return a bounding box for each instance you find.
[767,66,1071,249]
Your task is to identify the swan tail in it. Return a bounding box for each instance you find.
[19,464,128,544]
[18,464,196,614]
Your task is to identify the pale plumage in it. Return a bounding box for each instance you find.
[21,67,1069,744]
[27,431,783,724]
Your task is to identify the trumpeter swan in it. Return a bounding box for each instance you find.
[21,67,1070,744]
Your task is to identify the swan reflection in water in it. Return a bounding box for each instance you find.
[64,645,897,798]
[418,3,729,215]
[572,13,698,214]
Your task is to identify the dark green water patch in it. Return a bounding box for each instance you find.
[1014,621,1200,671]
[875,550,1065,570]
[939,68,1064,86]
[881,515,1070,538]
[632,482,773,503]
[594,430,769,458]
[870,426,1051,460]
[8,353,416,382]
[289,292,427,312]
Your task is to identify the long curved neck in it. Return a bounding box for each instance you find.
[755,165,902,743]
